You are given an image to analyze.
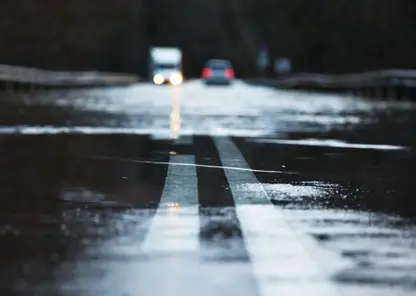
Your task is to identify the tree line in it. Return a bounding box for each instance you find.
[0,0,415,77]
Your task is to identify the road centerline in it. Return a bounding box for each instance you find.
[141,154,199,253]
[194,136,250,261]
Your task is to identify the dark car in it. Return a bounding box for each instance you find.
[201,59,235,85]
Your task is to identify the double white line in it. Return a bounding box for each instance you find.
[142,136,343,296]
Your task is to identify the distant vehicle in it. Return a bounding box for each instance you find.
[149,47,183,86]
[201,59,235,85]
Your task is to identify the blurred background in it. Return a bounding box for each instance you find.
[1,0,415,78]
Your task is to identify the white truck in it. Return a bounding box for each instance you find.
[149,47,183,86]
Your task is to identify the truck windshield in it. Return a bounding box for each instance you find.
[156,64,178,70]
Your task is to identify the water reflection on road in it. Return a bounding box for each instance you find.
[170,86,182,139]
[0,80,415,295]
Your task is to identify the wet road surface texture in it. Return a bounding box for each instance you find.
[0,80,415,296]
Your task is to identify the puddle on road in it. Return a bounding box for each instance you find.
[240,181,359,209]
[59,188,134,209]
[0,187,157,294]
[259,180,416,293]
[3,83,415,141]
[0,133,171,294]
[0,85,415,295]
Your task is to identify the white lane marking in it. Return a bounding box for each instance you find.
[141,155,199,253]
[86,155,296,175]
[214,137,345,296]
[250,138,408,151]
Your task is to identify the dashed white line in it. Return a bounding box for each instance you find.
[141,155,199,253]
[214,136,345,296]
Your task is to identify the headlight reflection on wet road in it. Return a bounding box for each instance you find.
[170,86,182,139]
[167,202,181,216]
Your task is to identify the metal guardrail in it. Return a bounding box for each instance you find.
[244,69,416,101]
[247,69,416,88]
[0,64,140,91]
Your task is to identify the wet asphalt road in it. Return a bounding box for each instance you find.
[0,80,415,296]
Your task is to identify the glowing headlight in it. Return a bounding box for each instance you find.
[153,74,164,85]
[169,73,183,86]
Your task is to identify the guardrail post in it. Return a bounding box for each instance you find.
[404,87,411,101]
[375,87,383,100]
[360,89,365,98]
[359,88,365,99]
[366,88,373,99]
[395,86,402,101]
[373,87,378,99]
[5,81,13,94]
[353,90,359,98]
[396,86,402,101]
[362,88,367,99]
[29,70,35,94]
[387,87,396,101]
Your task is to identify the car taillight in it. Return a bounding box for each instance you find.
[202,68,212,78]
[225,68,235,79]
